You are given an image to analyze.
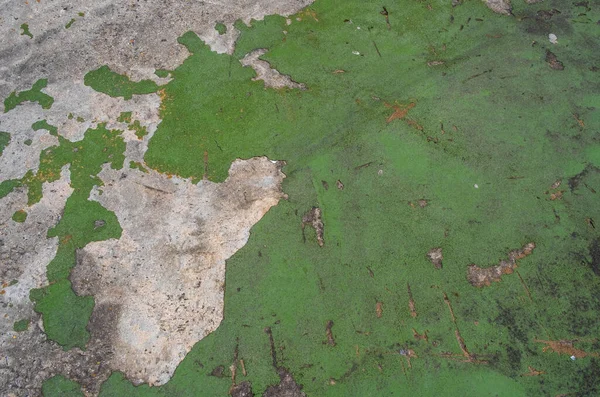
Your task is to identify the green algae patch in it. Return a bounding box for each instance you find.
[42,375,84,397]
[65,18,76,29]
[13,319,30,332]
[215,22,227,35]
[129,120,148,139]
[32,119,58,136]
[12,210,27,223]
[24,139,32,146]
[4,79,54,112]
[0,180,22,199]
[129,161,148,173]
[15,124,126,349]
[1,124,126,205]
[20,23,33,38]
[117,111,132,123]
[30,280,94,350]
[154,69,170,78]
[0,131,10,155]
[107,0,600,395]
[84,66,159,100]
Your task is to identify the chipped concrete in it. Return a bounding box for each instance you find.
[43,81,162,144]
[0,79,161,185]
[0,166,74,395]
[0,102,59,181]
[302,207,324,247]
[0,165,72,301]
[70,157,287,385]
[0,0,315,103]
[241,49,307,90]
[485,0,513,15]
[2,2,306,391]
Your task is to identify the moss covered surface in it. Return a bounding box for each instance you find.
[0,131,10,155]
[84,66,159,100]
[0,124,126,350]
[36,0,600,395]
[4,79,54,112]
[13,319,30,332]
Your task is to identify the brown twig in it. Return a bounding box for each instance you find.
[407,283,417,318]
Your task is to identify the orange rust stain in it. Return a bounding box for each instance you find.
[300,9,319,22]
[535,339,600,358]
[407,283,417,318]
[385,102,415,123]
[521,366,545,377]
[406,119,423,131]
[412,328,428,342]
[376,301,383,318]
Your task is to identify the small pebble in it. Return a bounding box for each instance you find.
[549,33,558,44]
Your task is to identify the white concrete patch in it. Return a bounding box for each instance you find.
[241,49,306,90]
[71,157,287,385]
[0,102,59,181]
[0,0,315,102]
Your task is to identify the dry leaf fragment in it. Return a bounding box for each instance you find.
[427,247,443,269]
[550,191,564,200]
[412,328,429,342]
[573,113,585,128]
[302,207,324,247]
[385,102,415,123]
[546,50,564,70]
[407,283,417,318]
[467,243,536,287]
[535,339,599,358]
[427,60,445,66]
[326,320,336,346]
[521,366,545,377]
